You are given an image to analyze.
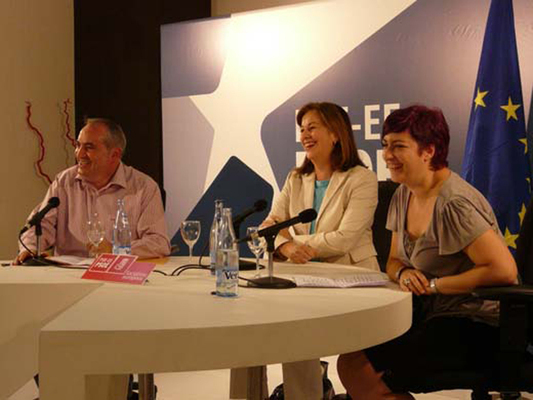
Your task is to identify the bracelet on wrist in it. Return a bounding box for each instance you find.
[395,266,414,282]
[429,278,439,294]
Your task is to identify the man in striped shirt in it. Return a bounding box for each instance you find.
[15,118,170,263]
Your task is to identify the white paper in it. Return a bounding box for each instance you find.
[46,255,94,266]
[293,273,389,288]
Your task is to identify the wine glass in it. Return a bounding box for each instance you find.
[246,226,266,277]
[86,212,105,257]
[181,220,201,262]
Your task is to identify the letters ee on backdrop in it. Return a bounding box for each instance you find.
[161,0,533,238]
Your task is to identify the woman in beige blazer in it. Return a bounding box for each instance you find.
[264,102,379,270]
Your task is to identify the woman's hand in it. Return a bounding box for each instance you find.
[260,215,291,240]
[398,268,430,295]
[278,241,318,264]
[260,216,279,229]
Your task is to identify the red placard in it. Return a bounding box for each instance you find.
[82,254,155,285]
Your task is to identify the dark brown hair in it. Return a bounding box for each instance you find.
[295,102,365,175]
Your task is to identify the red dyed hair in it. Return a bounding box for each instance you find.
[382,105,449,170]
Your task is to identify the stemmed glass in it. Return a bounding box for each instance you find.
[181,220,201,262]
[246,226,266,278]
[86,212,105,257]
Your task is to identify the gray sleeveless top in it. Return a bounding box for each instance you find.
[387,172,502,325]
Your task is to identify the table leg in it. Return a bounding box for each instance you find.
[282,359,321,400]
[230,367,268,400]
[246,366,268,400]
[139,373,156,400]
[230,367,247,398]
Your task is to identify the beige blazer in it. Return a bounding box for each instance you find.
[268,166,379,269]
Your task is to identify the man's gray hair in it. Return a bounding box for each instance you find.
[85,118,127,155]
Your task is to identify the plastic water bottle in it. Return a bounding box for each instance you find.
[209,200,224,276]
[215,208,239,297]
[112,199,132,255]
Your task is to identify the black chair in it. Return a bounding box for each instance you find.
[372,180,399,272]
[393,197,533,399]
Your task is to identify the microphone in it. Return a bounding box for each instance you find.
[232,199,268,225]
[237,208,317,243]
[20,197,60,234]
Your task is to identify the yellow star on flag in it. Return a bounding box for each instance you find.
[474,88,488,109]
[504,227,519,249]
[519,138,528,154]
[500,97,521,121]
[519,204,527,225]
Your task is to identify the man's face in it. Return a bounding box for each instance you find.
[75,123,121,188]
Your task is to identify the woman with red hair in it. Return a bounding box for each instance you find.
[337,105,517,399]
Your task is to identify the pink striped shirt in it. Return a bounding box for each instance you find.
[19,163,171,259]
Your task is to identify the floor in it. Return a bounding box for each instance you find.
[7,355,527,400]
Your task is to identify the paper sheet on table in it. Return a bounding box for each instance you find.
[46,255,94,266]
[293,273,389,288]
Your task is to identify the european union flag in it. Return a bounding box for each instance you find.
[461,0,531,251]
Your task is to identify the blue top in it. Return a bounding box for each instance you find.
[310,179,330,234]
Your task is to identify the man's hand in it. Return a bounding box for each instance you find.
[279,242,318,264]
[87,239,113,256]
[13,250,32,265]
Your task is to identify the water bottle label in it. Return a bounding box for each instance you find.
[215,249,239,297]
[113,245,132,255]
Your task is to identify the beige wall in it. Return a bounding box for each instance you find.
[212,0,315,15]
[1,0,304,258]
[1,0,74,258]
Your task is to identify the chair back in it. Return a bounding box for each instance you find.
[515,197,533,285]
[514,196,533,345]
[372,180,399,272]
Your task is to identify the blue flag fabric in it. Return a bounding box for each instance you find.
[461,0,531,250]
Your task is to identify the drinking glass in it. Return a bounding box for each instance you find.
[86,212,105,257]
[181,220,201,261]
[246,226,266,277]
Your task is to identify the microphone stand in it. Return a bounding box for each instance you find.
[246,233,296,289]
[22,222,52,266]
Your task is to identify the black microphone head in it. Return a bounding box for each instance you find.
[299,208,317,223]
[48,197,60,207]
[254,199,268,212]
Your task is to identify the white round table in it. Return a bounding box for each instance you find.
[0,258,412,400]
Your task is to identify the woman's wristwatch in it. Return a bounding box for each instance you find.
[429,278,439,294]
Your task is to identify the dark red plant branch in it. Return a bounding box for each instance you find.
[62,98,76,148]
[25,101,52,185]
